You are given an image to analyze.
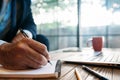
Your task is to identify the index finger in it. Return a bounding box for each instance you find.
[24,38,50,60]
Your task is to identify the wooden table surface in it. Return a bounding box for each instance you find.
[1,48,120,80]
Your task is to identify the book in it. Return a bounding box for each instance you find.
[64,60,120,68]
[0,60,61,78]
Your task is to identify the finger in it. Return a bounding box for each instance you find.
[16,54,44,69]
[24,56,44,69]
[2,53,29,70]
[24,45,48,66]
[3,65,28,70]
[3,54,43,70]
[25,39,50,59]
[12,33,25,43]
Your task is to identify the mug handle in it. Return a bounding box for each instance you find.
[87,39,92,47]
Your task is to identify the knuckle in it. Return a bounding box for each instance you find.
[40,57,48,66]
[17,42,26,50]
[41,44,47,51]
[33,56,47,68]
[42,44,47,49]
[21,38,28,42]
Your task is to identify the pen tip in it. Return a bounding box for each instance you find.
[48,61,52,65]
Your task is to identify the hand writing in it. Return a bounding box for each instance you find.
[0,38,50,70]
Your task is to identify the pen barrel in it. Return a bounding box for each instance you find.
[82,66,108,80]
[19,28,29,37]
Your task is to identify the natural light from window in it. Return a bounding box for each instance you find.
[81,0,120,27]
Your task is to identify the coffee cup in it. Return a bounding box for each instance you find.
[87,37,103,52]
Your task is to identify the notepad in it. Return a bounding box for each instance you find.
[0,60,61,78]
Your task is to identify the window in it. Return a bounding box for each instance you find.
[80,0,120,48]
[31,0,77,51]
[31,0,120,51]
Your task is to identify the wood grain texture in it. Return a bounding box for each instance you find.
[1,48,120,80]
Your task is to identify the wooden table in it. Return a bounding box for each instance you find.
[50,48,120,80]
[1,48,120,80]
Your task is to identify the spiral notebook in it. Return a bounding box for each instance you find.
[0,60,61,78]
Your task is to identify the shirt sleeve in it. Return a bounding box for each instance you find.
[23,29,33,39]
[0,30,33,45]
[0,40,7,45]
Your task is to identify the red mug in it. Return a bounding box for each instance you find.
[87,37,103,52]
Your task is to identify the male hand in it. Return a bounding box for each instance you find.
[0,38,50,70]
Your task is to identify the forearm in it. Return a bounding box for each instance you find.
[20,0,36,39]
[20,17,36,39]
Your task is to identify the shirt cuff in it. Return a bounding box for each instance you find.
[23,30,33,38]
[0,40,7,45]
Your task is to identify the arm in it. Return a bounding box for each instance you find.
[12,0,36,42]
[0,0,50,70]
[20,0,36,39]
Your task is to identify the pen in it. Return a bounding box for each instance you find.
[19,28,52,65]
[48,60,52,65]
[19,28,29,37]
[82,65,109,80]
[75,68,82,80]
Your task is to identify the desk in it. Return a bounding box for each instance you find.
[1,48,120,80]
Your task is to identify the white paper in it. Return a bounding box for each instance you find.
[0,61,57,75]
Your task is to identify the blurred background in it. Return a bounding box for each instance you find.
[31,0,120,51]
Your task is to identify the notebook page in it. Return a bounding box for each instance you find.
[0,61,57,75]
